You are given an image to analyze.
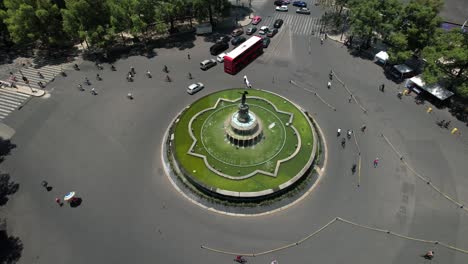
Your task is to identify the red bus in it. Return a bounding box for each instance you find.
[224,36,263,75]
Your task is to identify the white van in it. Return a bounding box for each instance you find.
[200,59,217,70]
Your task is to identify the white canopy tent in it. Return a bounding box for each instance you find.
[405,76,454,101]
[375,51,389,64]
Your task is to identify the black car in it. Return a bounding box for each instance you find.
[267,28,278,37]
[231,36,246,46]
[210,42,229,55]
[274,19,283,28]
[216,35,231,43]
[246,27,257,35]
[262,37,271,48]
[274,0,284,6]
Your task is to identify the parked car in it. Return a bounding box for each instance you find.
[187,82,204,95]
[231,28,244,37]
[217,52,227,63]
[274,19,284,28]
[276,5,288,12]
[200,59,217,70]
[210,42,229,55]
[216,35,231,43]
[292,1,307,7]
[262,37,271,48]
[259,26,270,35]
[282,0,291,4]
[267,28,278,37]
[231,36,246,46]
[296,7,311,14]
[252,16,262,25]
[274,0,284,6]
[246,27,257,35]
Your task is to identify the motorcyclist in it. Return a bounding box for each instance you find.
[424,250,434,260]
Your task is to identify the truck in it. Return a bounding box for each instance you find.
[196,23,212,35]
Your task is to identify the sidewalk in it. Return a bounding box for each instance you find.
[1,85,45,97]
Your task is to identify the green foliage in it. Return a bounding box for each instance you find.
[401,0,443,53]
[422,29,468,97]
[2,0,65,45]
[0,0,230,48]
[62,0,110,48]
[348,0,383,47]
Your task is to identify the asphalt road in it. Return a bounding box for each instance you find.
[1,2,468,264]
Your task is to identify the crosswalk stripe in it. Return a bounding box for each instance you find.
[0,90,29,100]
[0,97,21,106]
[0,101,17,110]
[0,108,11,114]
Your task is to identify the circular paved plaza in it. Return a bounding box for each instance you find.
[1,2,468,264]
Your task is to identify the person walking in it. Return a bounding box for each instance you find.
[327,81,331,89]
[55,197,63,207]
[320,37,324,45]
[187,53,191,60]
[379,83,385,92]
[348,96,352,103]
[373,158,380,168]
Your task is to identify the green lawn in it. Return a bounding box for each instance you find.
[173,89,315,192]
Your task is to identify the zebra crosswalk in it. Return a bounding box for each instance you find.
[261,13,325,36]
[0,89,30,120]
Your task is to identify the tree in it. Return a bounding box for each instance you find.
[401,0,443,54]
[62,0,110,48]
[2,0,65,46]
[0,1,10,43]
[422,28,468,97]
[348,0,382,48]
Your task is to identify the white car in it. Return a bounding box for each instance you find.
[259,26,270,35]
[187,82,204,95]
[275,5,288,12]
[217,52,227,63]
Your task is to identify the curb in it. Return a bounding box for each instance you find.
[160,97,329,217]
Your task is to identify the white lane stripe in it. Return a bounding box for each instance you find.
[0,97,22,106]
[0,90,29,100]
[0,111,9,116]
[0,92,28,101]
[0,89,30,99]
[0,103,16,111]
[0,108,11,114]
[299,16,308,34]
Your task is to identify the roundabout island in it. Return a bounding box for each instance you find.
[166,88,321,204]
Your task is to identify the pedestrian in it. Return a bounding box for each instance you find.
[373,158,380,168]
[55,197,63,207]
[329,70,333,80]
[187,53,191,60]
[327,81,331,89]
[320,38,324,45]
[348,96,352,103]
[361,125,366,132]
[380,83,385,92]
[351,164,357,174]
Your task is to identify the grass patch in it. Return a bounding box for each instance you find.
[173,89,315,192]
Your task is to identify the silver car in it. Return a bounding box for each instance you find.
[187,82,204,94]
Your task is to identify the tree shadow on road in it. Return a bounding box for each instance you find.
[0,138,16,164]
[0,173,19,206]
[0,220,23,264]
